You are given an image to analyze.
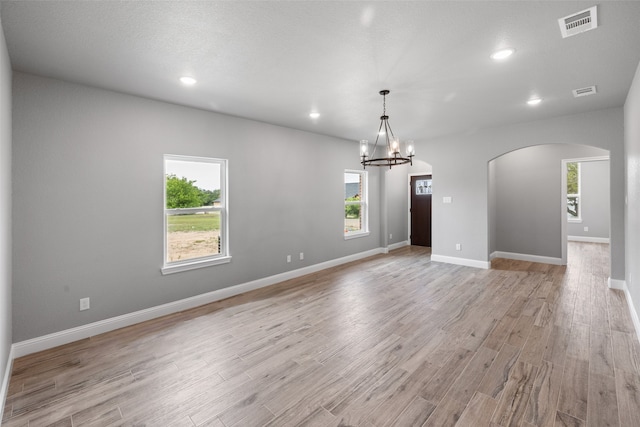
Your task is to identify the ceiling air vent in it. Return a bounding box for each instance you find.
[558,6,598,38]
[573,86,597,98]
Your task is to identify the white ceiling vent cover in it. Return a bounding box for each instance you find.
[558,6,598,38]
[573,86,597,98]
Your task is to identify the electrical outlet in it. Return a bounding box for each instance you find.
[443,196,452,204]
[80,297,90,311]
[455,243,461,251]
[584,226,589,232]
[287,255,291,263]
[389,233,393,240]
[299,252,304,260]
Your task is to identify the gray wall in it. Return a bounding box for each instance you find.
[6,71,636,344]
[11,72,380,342]
[489,145,608,258]
[0,14,12,391]
[407,107,625,278]
[567,159,610,240]
[625,60,640,326]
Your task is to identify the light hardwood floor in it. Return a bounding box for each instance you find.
[3,242,640,426]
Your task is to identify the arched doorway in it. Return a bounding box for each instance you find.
[488,144,609,265]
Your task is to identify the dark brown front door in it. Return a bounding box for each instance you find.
[411,175,432,247]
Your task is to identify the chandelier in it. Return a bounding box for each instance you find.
[360,90,415,169]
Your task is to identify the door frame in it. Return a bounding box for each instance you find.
[560,155,610,265]
[408,173,432,245]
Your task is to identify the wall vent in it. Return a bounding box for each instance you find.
[573,86,597,98]
[558,6,598,38]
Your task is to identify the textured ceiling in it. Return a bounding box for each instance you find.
[2,1,640,143]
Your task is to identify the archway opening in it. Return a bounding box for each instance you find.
[488,144,610,267]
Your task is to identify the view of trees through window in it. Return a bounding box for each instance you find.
[164,157,224,265]
[345,171,366,235]
[567,162,580,220]
[165,175,220,208]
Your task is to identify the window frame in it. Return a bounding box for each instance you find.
[161,154,231,275]
[567,161,581,223]
[344,169,369,240]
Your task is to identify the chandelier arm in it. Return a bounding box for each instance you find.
[386,120,397,145]
[371,119,385,159]
[384,119,390,147]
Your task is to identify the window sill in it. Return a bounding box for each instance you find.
[344,231,370,240]
[568,218,582,224]
[161,255,232,275]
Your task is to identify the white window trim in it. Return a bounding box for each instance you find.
[344,169,369,240]
[161,155,231,275]
[344,230,370,240]
[567,162,581,223]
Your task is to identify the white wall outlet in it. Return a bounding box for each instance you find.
[443,196,452,204]
[286,255,291,263]
[584,226,589,232]
[389,233,393,240]
[455,243,461,251]
[79,297,90,311]
[299,252,304,260]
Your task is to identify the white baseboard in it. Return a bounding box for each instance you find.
[431,254,490,269]
[608,277,626,290]
[11,247,386,358]
[611,279,640,344]
[568,235,610,244]
[490,251,564,266]
[0,346,14,423]
[388,240,410,251]
[626,287,640,344]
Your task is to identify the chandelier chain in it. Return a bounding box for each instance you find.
[383,92,386,115]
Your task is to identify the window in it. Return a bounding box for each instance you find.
[567,161,580,221]
[415,178,432,194]
[344,170,368,239]
[162,155,230,274]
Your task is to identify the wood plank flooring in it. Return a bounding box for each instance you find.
[3,242,640,426]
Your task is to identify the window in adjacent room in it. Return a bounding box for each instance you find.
[567,161,581,221]
[162,155,230,274]
[344,170,369,239]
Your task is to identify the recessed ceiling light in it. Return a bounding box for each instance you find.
[309,112,320,119]
[180,76,197,85]
[527,97,542,106]
[490,48,515,60]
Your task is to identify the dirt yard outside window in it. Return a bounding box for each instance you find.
[166,213,221,262]
[166,230,220,262]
